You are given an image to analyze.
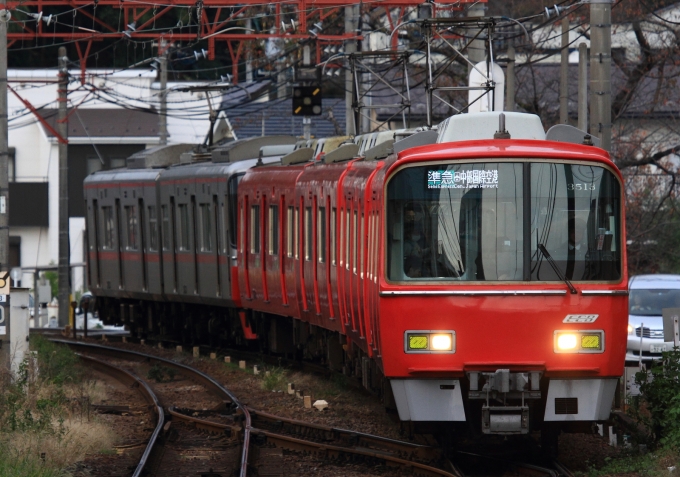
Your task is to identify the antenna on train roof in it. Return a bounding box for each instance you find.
[494,113,511,140]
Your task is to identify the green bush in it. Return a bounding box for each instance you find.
[30,335,82,386]
[634,348,680,448]
[147,364,176,383]
[260,367,287,391]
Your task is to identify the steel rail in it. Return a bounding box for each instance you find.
[247,407,439,461]
[167,407,457,477]
[51,339,251,477]
[75,353,165,477]
[456,451,559,477]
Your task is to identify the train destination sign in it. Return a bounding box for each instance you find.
[427,169,499,189]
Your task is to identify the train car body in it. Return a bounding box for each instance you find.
[85,112,627,447]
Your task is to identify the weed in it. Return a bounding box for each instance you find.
[260,367,287,391]
[147,364,177,383]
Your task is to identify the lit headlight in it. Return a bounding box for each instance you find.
[554,330,604,353]
[557,333,578,350]
[405,331,455,353]
[628,324,634,335]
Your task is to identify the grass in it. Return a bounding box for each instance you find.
[580,446,680,476]
[0,336,115,476]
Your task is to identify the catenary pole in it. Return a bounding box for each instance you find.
[505,46,515,112]
[159,44,168,145]
[345,6,358,136]
[578,42,588,132]
[58,47,70,327]
[590,0,612,151]
[559,17,569,124]
[0,1,9,368]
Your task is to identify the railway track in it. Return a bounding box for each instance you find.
[54,337,578,477]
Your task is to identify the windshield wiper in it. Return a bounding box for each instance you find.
[537,244,578,295]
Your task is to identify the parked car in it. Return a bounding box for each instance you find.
[627,274,680,364]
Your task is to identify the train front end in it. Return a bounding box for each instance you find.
[378,114,627,441]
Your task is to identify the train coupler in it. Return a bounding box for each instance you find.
[482,405,530,434]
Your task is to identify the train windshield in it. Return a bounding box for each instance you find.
[386,161,621,282]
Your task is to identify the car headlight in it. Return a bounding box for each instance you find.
[554,330,604,353]
[405,331,455,353]
[628,324,634,335]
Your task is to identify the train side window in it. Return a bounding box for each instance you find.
[148,206,158,252]
[360,212,365,278]
[124,205,139,251]
[286,206,293,258]
[161,205,170,251]
[250,205,260,254]
[240,201,245,254]
[318,207,326,263]
[269,205,279,255]
[177,204,190,251]
[345,209,350,270]
[353,210,358,275]
[199,203,212,252]
[101,206,114,250]
[228,174,243,248]
[304,207,312,261]
[221,200,228,253]
[331,208,336,266]
[294,207,300,260]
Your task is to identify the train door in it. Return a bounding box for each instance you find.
[88,199,101,290]
[213,194,222,297]
[115,198,124,290]
[146,202,162,296]
[265,201,280,304]
[191,196,200,295]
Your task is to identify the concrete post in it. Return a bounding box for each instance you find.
[58,47,71,327]
[590,0,612,150]
[578,42,588,132]
[505,46,515,112]
[560,17,569,124]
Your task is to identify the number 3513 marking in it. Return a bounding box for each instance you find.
[567,183,596,191]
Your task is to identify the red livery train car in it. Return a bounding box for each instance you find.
[85,112,627,450]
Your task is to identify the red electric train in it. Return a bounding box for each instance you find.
[84,112,628,452]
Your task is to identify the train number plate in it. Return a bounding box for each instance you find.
[563,314,599,323]
[650,345,667,353]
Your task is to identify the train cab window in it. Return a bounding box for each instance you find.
[294,207,300,260]
[124,205,139,251]
[286,206,294,258]
[199,203,213,252]
[250,205,261,254]
[161,205,170,251]
[177,204,190,251]
[148,206,158,252]
[360,213,365,278]
[331,208,337,266]
[318,207,326,263]
[304,207,312,261]
[269,205,279,255]
[386,162,621,282]
[101,206,114,250]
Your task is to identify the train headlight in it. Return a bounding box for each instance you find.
[405,331,455,353]
[554,330,605,353]
[431,334,453,351]
[557,333,578,350]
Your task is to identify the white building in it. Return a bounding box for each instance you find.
[8,68,230,295]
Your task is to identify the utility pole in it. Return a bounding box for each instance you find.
[58,47,70,328]
[578,42,588,132]
[505,46,515,112]
[559,16,569,124]
[303,45,311,141]
[159,43,168,145]
[345,6,359,136]
[590,0,612,151]
[467,2,486,67]
[0,1,10,368]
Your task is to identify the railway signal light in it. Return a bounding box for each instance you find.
[293,86,322,116]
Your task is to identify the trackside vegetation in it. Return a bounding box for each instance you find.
[0,336,114,476]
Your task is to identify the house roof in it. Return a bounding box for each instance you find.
[224,97,347,139]
[41,108,159,138]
